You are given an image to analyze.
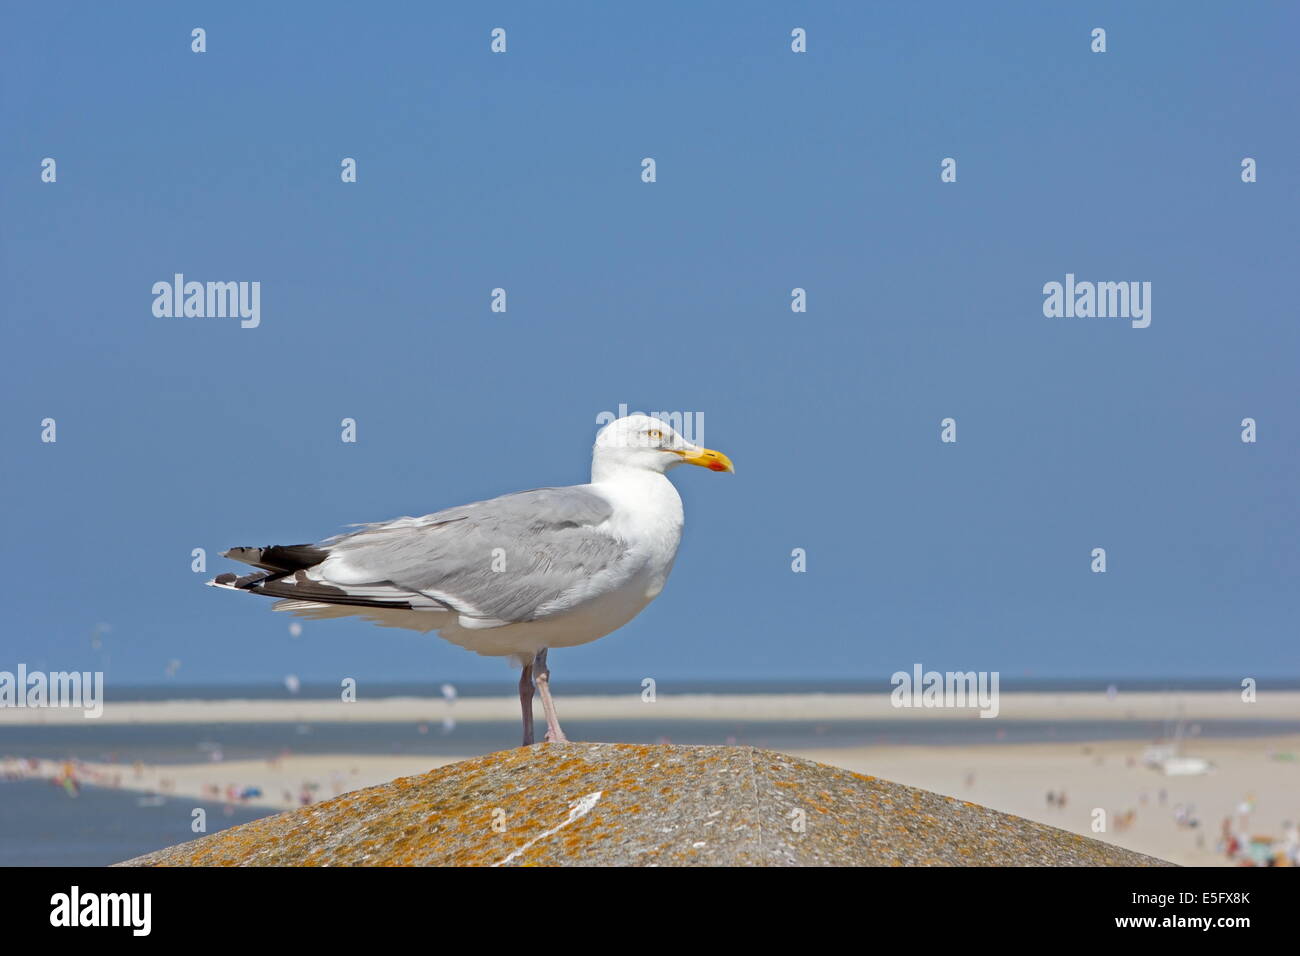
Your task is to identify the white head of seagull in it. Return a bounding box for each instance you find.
[591,414,735,481]
[210,413,733,747]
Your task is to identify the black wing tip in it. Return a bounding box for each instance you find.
[210,570,274,590]
[220,544,329,573]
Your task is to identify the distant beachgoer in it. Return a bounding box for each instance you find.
[1047,790,1057,808]
[1283,820,1299,862]
[1218,817,1234,858]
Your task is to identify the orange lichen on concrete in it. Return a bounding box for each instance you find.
[116,743,1173,868]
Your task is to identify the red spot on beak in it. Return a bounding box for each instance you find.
[707,461,728,472]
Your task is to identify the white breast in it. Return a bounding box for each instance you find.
[591,471,685,598]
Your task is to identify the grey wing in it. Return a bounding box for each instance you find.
[238,486,629,626]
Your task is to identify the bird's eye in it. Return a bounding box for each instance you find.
[647,429,663,440]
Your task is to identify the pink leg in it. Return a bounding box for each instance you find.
[532,649,568,743]
[519,663,535,746]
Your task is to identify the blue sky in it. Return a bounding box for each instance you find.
[2,2,1296,685]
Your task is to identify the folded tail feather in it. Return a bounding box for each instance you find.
[210,545,455,614]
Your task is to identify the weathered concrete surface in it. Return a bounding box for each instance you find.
[117,743,1171,866]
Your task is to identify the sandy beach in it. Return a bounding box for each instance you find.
[5,689,1296,725]
[797,735,1300,867]
[2,753,448,814]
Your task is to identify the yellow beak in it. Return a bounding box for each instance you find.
[675,446,735,473]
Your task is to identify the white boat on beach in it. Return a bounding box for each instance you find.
[1142,700,1214,776]
[1157,755,1214,776]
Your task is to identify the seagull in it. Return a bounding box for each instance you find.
[209,415,734,746]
